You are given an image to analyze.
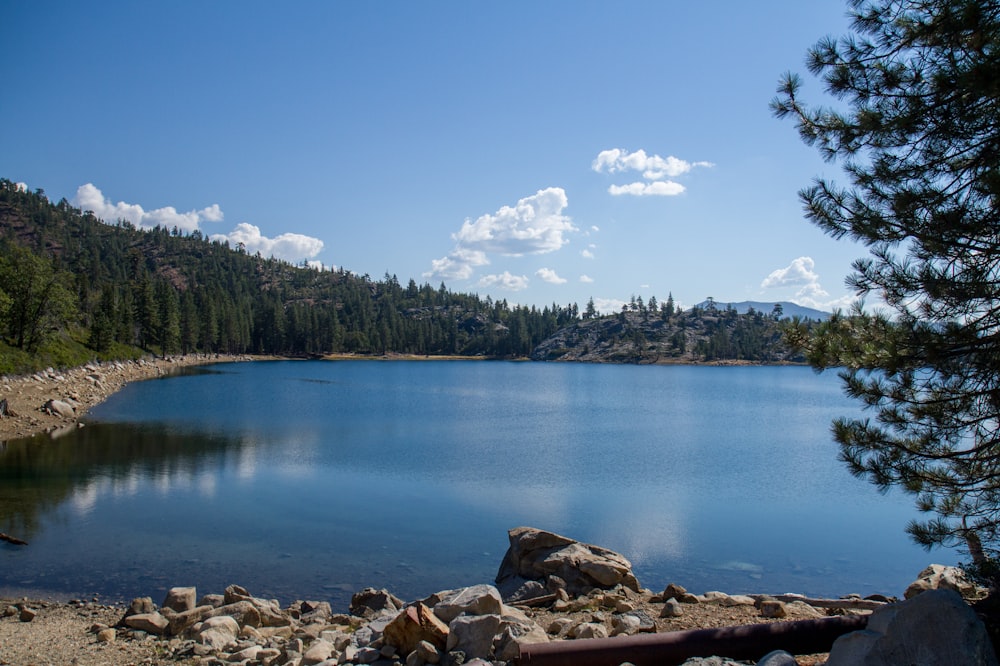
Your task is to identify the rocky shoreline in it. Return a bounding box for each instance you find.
[0,354,256,444]
[0,527,994,666]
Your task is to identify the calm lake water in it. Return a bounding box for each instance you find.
[0,360,957,609]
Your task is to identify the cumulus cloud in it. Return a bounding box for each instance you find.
[75,183,223,233]
[608,181,686,197]
[536,268,567,284]
[579,275,594,283]
[75,183,324,262]
[478,271,529,291]
[581,248,595,259]
[210,223,324,262]
[761,256,851,311]
[427,247,489,280]
[761,256,821,289]
[426,187,577,282]
[593,148,712,197]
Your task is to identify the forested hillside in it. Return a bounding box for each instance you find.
[0,180,575,372]
[0,179,812,373]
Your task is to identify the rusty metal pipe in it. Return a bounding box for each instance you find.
[516,614,868,666]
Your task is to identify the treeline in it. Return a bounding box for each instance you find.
[0,180,576,367]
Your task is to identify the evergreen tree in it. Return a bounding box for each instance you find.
[774,0,1000,564]
[0,243,77,351]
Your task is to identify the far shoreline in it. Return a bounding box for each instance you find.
[0,353,812,444]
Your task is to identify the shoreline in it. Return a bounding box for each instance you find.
[0,354,258,444]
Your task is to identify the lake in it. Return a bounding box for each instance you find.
[0,360,957,609]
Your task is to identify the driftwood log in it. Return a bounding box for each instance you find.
[0,533,28,546]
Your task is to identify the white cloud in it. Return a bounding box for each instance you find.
[761,256,850,312]
[594,297,626,314]
[581,248,595,259]
[75,183,223,233]
[210,223,324,262]
[593,148,713,179]
[15,182,28,192]
[478,271,529,291]
[75,183,324,263]
[536,268,567,284]
[608,181,686,197]
[761,256,820,289]
[594,148,712,198]
[426,187,577,282]
[579,274,594,283]
[427,247,490,280]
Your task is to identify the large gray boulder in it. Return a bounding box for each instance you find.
[827,588,998,665]
[495,526,640,601]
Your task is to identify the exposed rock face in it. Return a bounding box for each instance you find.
[495,526,640,601]
[827,588,999,666]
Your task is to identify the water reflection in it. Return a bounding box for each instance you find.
[0,423,246,538]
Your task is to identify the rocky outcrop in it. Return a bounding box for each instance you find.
[904,563,985,600]
[495,526,641,601]
[827,588,998,665]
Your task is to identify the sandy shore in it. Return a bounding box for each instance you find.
[0,354,255,444]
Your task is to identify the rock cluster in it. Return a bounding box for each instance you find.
[113,582,547,665]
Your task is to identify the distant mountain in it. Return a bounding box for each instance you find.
[694,300,831,321]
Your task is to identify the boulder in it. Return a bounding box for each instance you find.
[495,526,641,601]
[165,605,213,636]
[163,586,197,613]
[383,603,450,655]
[827,588,998,665]
[661,598,684,618]
[493,605,549,662]
[432,585,503,623]
[302,638,335,664]
[446,614,501,660]
[411,640,442,665]
[570,622,609,639]
[197,615,240,650]
[904,563,981,600]
[122,596,156,621]
[124,611,169,635]
[204,600,262,628]
[43,399,75,417]
[350,587,405,618]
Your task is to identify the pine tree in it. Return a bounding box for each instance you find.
[774,0,1000,564]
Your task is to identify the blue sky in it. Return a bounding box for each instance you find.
[2,1,864,313]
